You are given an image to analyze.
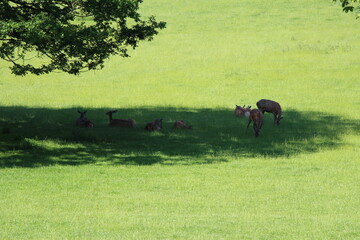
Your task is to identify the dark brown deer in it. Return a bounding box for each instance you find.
[75,110,94,128]
[145,118,163,131]
[173,120,192,129]
[235,105,263,137]
[246,109,264,137]
[234,105,252,118]
[256,99,283,125]
[106,110,136,127]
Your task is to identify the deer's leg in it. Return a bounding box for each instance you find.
[273,112,278,125]
[245,119,252,134]
[247,119,252,129]
[253,123,259,137]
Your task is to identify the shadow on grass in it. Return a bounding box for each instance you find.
[0,106,358,167]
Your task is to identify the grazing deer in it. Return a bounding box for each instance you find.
[106,110,136,127]
[256,99,283,125]
[75,110,94,128]
[246,109,264,137]
[173,120,192,129]
[145,118,163,131]
[234,105,252,118]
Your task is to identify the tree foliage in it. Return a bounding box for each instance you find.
[334,0,360,16]
[0,0,166,76]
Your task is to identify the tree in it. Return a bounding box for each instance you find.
[334,0,360,16]
[0,0,166,76]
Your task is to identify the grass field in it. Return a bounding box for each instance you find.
[1,0,360,239]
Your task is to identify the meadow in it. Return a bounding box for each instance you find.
[1,0,360,239]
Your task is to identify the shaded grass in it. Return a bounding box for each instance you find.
[0,106,358,167]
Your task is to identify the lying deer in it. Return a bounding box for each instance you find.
[173,120,192,129]
[106,110,136,127]
[256,99,283,125]
[145,118,163,131]
[75,110,94,128]
[234,105,263,137]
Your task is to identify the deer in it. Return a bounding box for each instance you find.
[256,99,283,125]
[246,109,264,137]
[106,110,136,127]
[145,118,163,131]
[234,105,252,118]
[234,105,264,137]
[75,110,94,128]
[173,120,192,129]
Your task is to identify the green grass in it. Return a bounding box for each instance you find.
[1,0,360,239]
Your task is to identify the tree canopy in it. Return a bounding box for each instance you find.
[0,0,166,76]
[334,0,360,16]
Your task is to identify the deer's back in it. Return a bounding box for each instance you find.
[110,119,135,127]
[76,118,93,128]
[174,120,192,129]
[250,109,263,122]
[256,99,281,112]
[145,119,162,131]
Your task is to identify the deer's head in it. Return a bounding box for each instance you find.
[106,110,117,116]
[78,110,87,118]
[234,105,251,117]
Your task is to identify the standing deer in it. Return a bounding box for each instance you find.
[106,110,136,127]
[173,120,192,129]
[145,118,163,131]
[234,105,263,137]
[234,105,252,118]
[246,109,263,137]
[75,110,94,128]
[256,99,283,125]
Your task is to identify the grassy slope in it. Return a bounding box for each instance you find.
[0,0,360,239]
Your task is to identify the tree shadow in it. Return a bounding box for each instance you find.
[0,106,358,168]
